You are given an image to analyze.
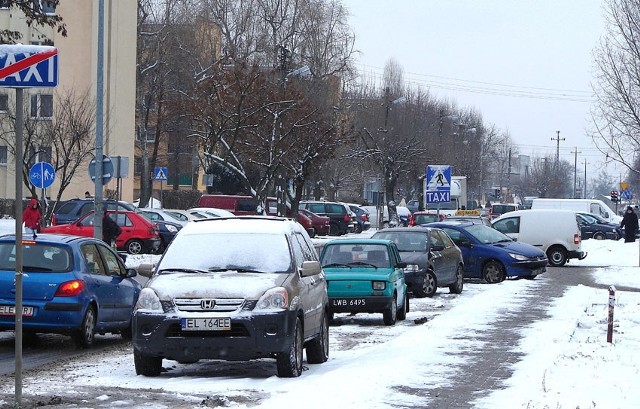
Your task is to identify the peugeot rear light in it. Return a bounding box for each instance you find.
[51,213,57,225]
[574,233,581,244]
[343,214,351,222]
[150,224,160,238]
[55,280,85,297]
[360,214,368,222]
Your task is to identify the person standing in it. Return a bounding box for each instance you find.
[102,213,122,248]
[23,198,42,238]
[619,206,639,243]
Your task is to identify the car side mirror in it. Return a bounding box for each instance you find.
[124,268,137,278]
[137,263,155,278]
[456,240,471,248]
[396,261,407,269]
[300,260,321,277]
[431,244,445,252]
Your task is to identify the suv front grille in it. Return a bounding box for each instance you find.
[173,298,245,313]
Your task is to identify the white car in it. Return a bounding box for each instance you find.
[186,207,236,219]
[163,209,203,222]
[136,208,188,227]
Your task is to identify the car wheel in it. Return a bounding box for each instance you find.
[134,348,163,376]
[120,321,133,340]
[307,228,316,238]
[382,296,397,326]
[547,246,568,267]
[354,223,362,234]
[126,239,144,254]
[72,305,96,349]
[449,264,464,294]
[306,312,329,364]
[329,223,340,236]
[397,293,408,321]
[482,260,506,284]
[414,271,437,298]
[277,317,303,377]
[593,232,605,240]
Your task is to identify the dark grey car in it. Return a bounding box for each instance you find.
[372,227,464,297]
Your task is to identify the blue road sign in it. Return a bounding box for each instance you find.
[622,189,632,201]
[29,161,55,189]
[154,167,168,181]
[425,165,452,204]
[0,45,59,88]
[88,155,114,185]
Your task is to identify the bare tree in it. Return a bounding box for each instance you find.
[0,88,95,221]
[591,0,640,175]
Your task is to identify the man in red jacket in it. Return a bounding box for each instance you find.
[23,198,42,239]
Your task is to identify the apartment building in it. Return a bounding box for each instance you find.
[0,0,136,202]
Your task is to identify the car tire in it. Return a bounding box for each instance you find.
[593,232,605,240]
[307,228,316,238]
[414,271,437,298]
[547,246,568,267]
[482,260,506,284]
[382,296,397,326]
[134,349,163,377]
[72,305,96,349]
[277,317,303,377]
[120,321,133,340]
[449,264,464,294]
[354,223,362,234]
[306,312,329,364]
[126,239,144,255]
[329,223,340,236]
[397,293,408,321]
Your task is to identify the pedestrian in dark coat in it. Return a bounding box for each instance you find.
[22,198,41,238]
[619,206,639,243]
[102,213,122,247]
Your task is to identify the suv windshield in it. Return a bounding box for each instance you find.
[159,233,292,273]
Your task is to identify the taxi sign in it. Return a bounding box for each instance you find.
[455,209,480,216]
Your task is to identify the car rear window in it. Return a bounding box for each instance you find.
[326,204,346,214]
[55,201,78,215]
[0,243,72,272]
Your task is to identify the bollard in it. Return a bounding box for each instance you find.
[607,285,616,343]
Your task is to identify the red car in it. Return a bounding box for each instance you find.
[43,210,161,254]
[299,208,331,236]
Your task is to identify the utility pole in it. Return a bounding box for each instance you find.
[507,148,512,202]
[583,159,588,199]
[551,130,565,164]
[571,147,581,198]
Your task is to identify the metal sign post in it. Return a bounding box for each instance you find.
[154,167,168,208]
[425,165,452,217]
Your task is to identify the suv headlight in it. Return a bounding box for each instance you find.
[134,288,163,311]
[508,252,528,261]
[165,224,178,233]
[255,287,289,310]
[404,264,420,272]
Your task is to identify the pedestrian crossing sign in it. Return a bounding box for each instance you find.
[154,167,168,181]
[426,165,451,191]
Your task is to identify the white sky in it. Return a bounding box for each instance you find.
[1,221,639,408]
[343,1,617,180]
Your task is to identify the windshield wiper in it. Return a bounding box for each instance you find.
[208,267,266,273]
[322,263,352,268]
[349,261,379,268]
[158,268,208,274]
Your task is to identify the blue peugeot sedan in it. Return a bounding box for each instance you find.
[427,221,548,283]
[0,234,142,347]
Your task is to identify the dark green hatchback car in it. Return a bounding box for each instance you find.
[319,239,409,326]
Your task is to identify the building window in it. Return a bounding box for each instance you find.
[136,126,155,143]
[0,94,7,112]
[32,0,55,14]
[30,94,53,119]
[0,146,7,165]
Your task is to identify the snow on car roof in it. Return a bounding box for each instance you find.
[181,216,300,236]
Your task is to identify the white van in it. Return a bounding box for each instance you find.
[531,198,620,224]
[492,209,587,267]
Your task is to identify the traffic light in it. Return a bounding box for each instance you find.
[611,190,619,203]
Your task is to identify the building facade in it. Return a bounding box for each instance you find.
[0,0,136,203]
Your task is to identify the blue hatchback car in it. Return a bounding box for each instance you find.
[0,234,142,347]
[427,221,548,283]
